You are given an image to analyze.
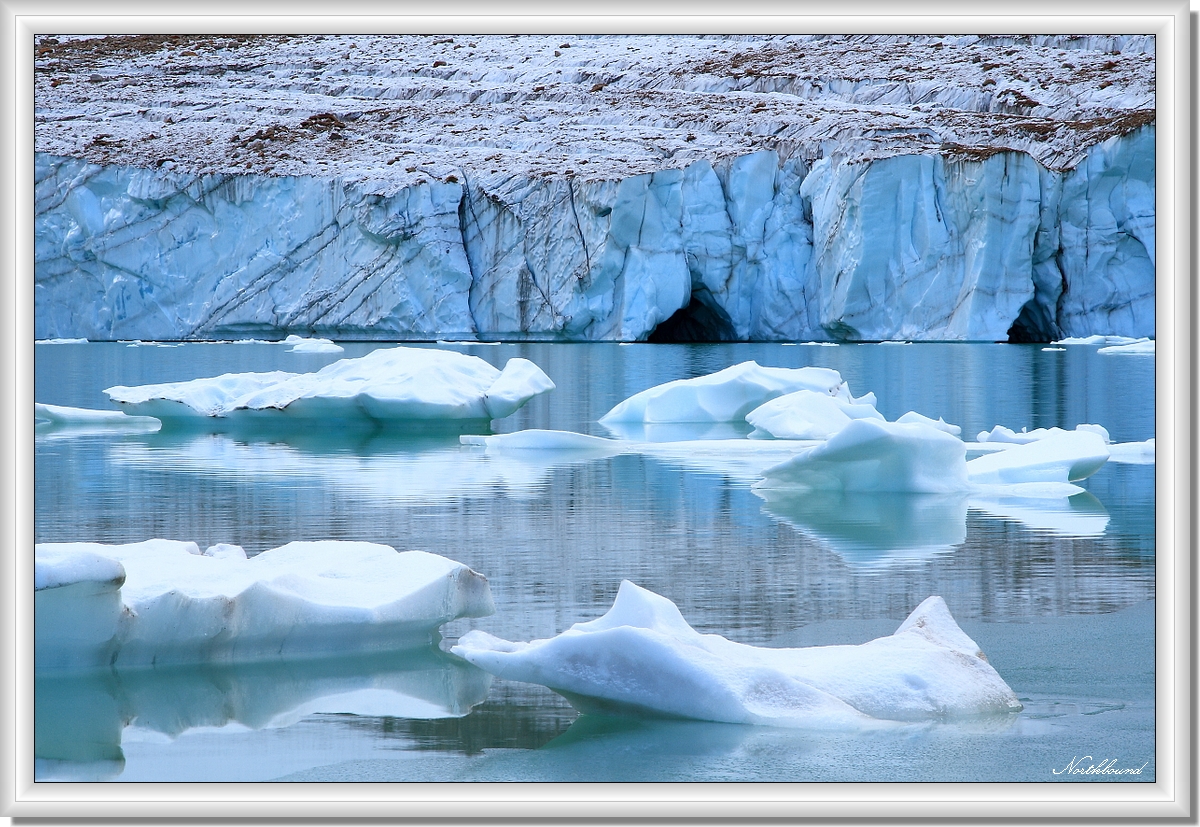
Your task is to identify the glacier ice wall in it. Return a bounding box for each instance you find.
[34,125,1153,342]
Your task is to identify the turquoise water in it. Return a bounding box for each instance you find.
[34,341,1156,782]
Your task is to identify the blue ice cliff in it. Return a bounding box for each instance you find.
[34,35,1154,342]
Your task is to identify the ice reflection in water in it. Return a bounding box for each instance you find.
[36,648,490,781]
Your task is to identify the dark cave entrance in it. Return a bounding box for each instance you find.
[647,296,739,343]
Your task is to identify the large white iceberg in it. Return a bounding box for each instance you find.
[754,419,970,494]
[452,581,1021,727]
[599,362,849,426]
[36,540,494,670]
[104,346,554,429]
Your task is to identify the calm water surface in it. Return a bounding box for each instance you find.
[34,341,1156,782]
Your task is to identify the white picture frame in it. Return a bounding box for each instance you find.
[2,0,1191,819]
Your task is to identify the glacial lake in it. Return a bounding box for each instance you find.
[34,341,1156,783]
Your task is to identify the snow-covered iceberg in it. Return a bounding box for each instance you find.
[104,346,554,430]
[452,581,1022,726]
[754,419,969,494]
[965,430,1110,486]
[35,403,161,433]
[600,362,849,426]
[36,540,494,671]
[744,389,884,440]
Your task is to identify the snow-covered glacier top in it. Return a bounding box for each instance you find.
[35,33,1153,186]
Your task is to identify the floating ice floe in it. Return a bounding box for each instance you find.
[1107,438,1155,464]
[755,419,969,494]
[105,346,554,430]
[965,430,1109,486]
[976,423,1110,444]
[35,403,161,433]
[35,540,494,671]
[283,334,344,354]
[599,362,851,427]
[452,581,1022,727]
[36,337,89,344]
[1054,335,1143,346]
[1098,338,1154,355]
[744,390,884,440]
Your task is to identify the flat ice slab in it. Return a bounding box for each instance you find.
[754,419,969,494]
[966,431,1110,485]
[600,362,849,426]
[36,540,494,671]
[35,403,161,433]
[105,346,554,429]
[453,581,1021,727]
[1098,338,1155,355]
[977,423,1110,444]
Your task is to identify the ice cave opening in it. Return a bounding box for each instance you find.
[647,295,739,343]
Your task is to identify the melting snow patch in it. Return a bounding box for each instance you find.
[452,581,1021,727]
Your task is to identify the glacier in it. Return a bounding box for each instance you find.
[34,35,1154,342]
[451,580,1022,727]
[35,540,495,671]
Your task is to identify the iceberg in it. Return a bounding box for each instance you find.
[600,362,849,426]
[282,334,344,354]
[965,430,1110,486]
[1098,338,1155,355]
[754,419,969,494]
[895,411,962,437]
[104,346,554,430]
[1107,438,1155,464]
[35,402,161,433]
[744,389,884,440]
[977,423,1110,444]
[452,581,1022,726]
[36,540,494,670]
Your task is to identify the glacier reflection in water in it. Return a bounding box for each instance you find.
[34,341,1156,782]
